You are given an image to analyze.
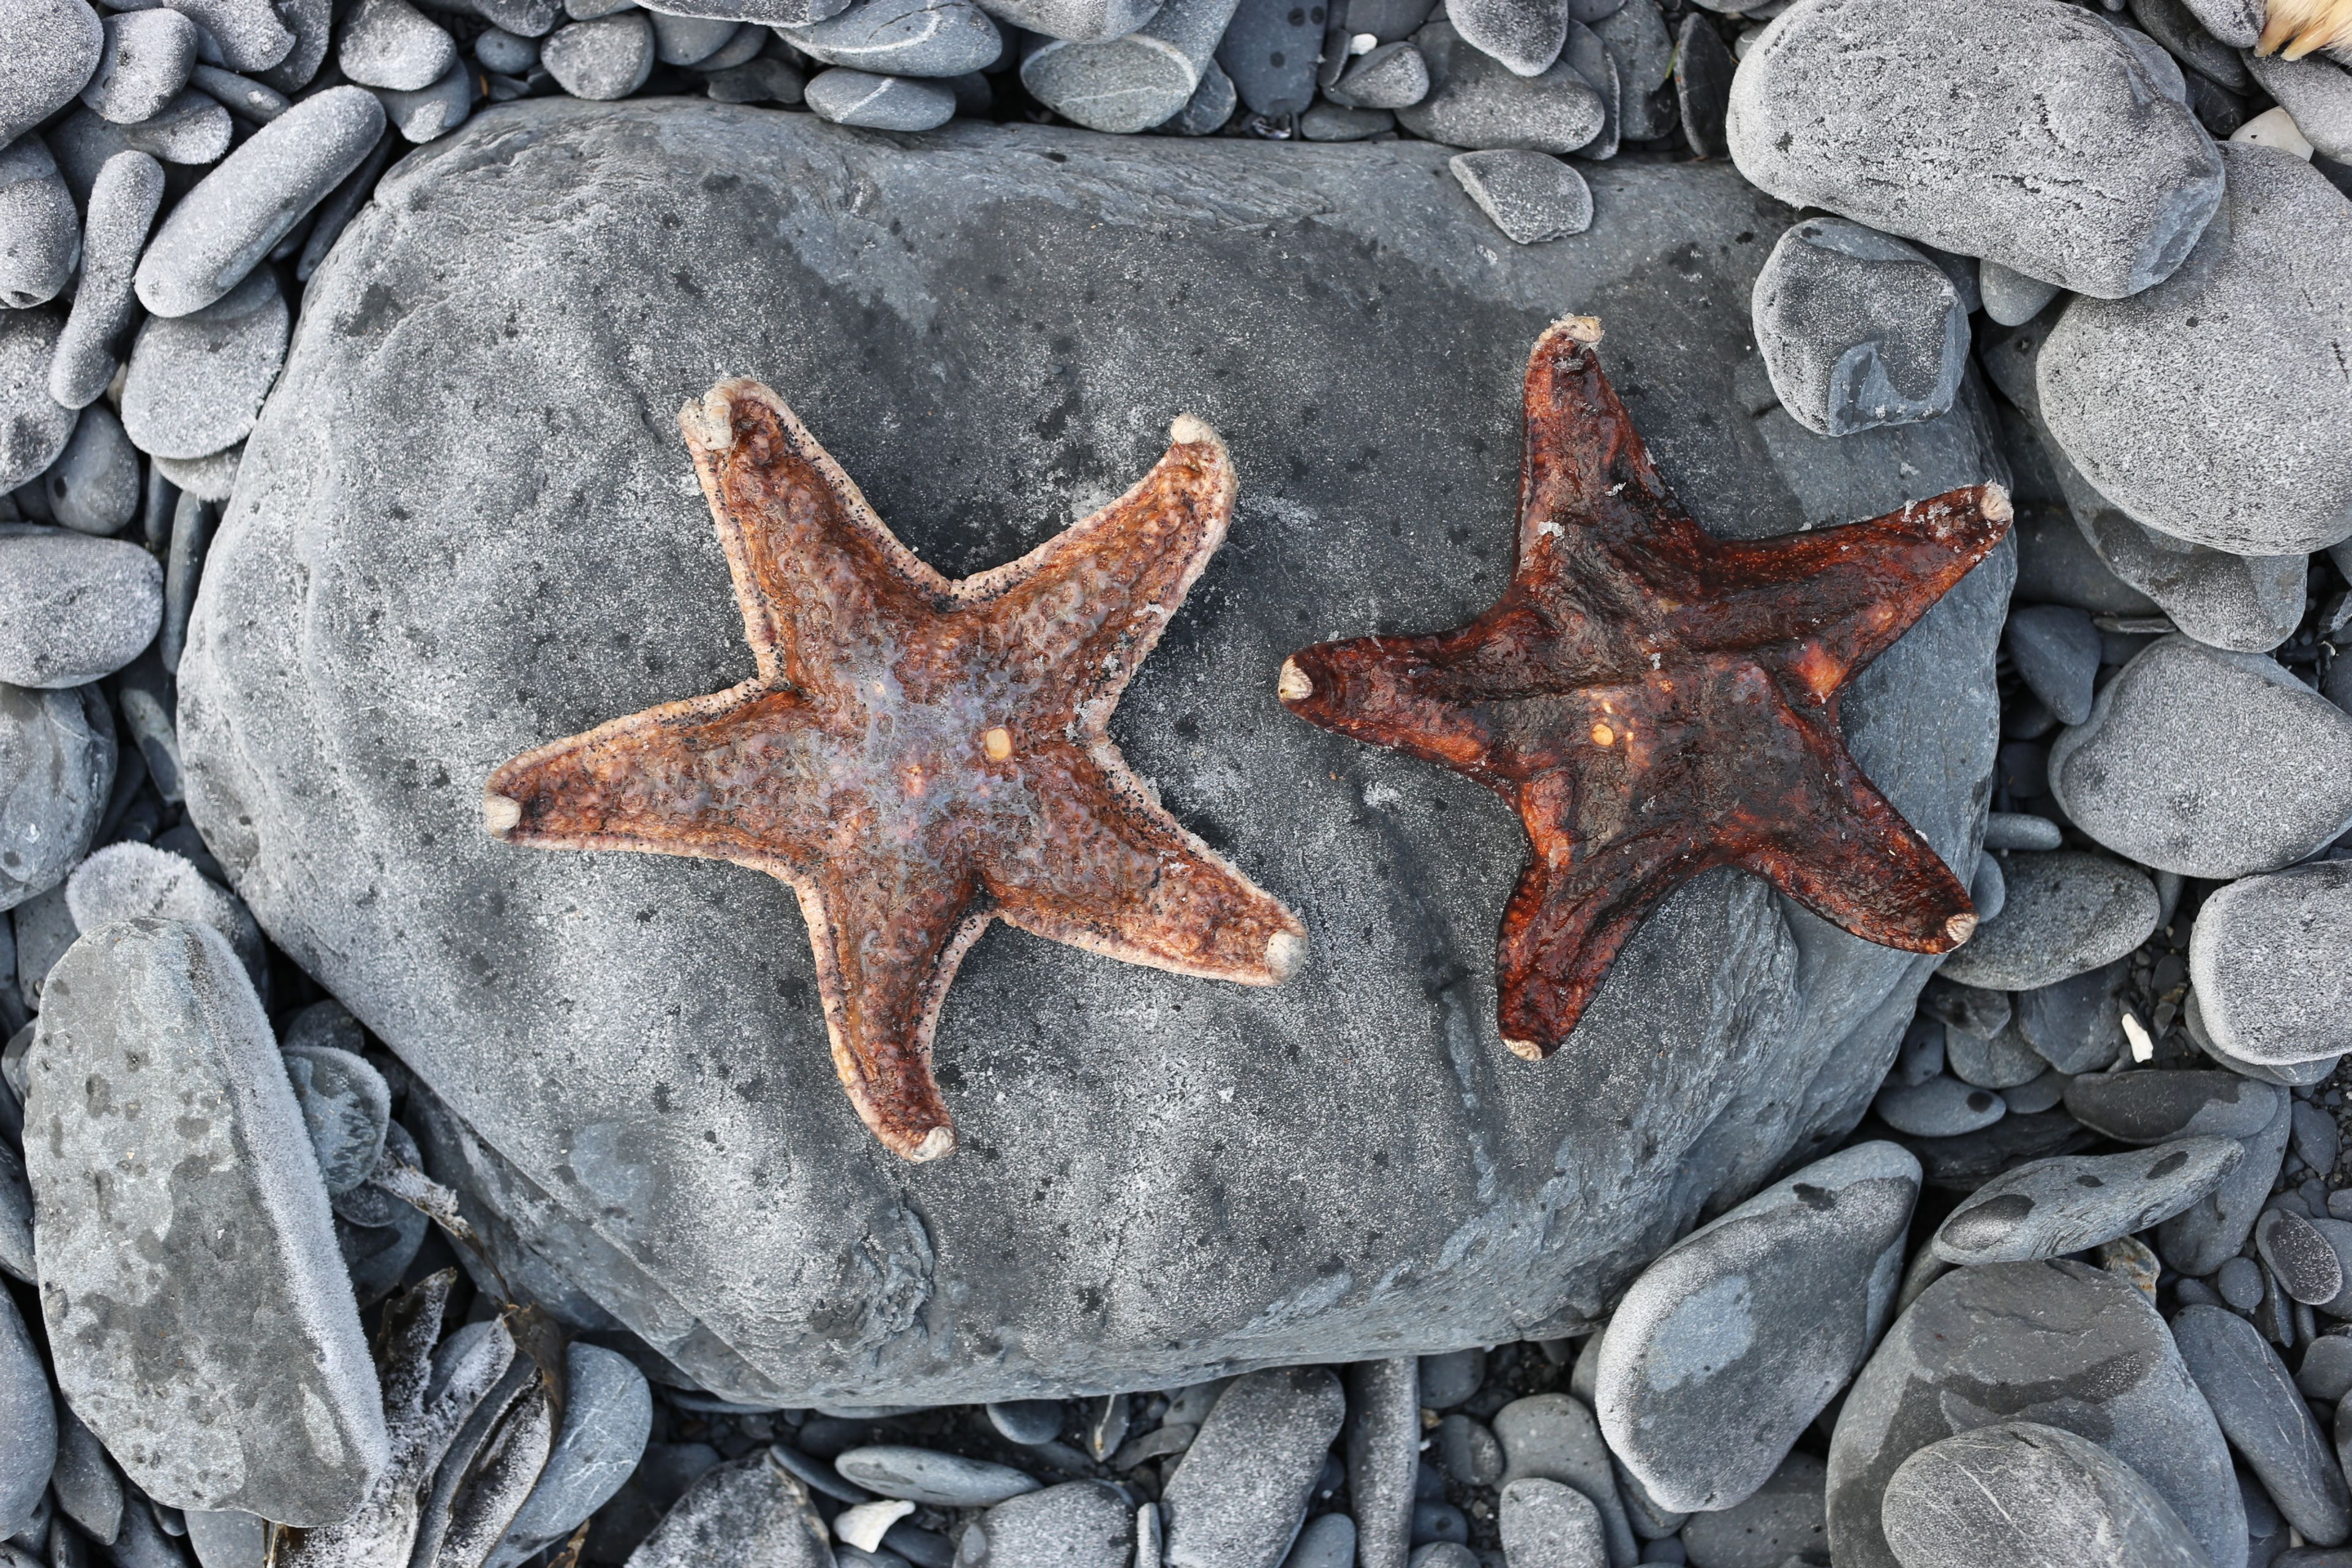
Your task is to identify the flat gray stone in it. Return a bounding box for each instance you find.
[1882,1420,2211,1568]
[2260,1207,2346,1306]
[1493,1395,1637,1567]
[2155,1084,2290,1277]
[834,1446,1039,1507]
[2191,862,2352,1065]
[804,66,958,127]
[53,1402,124,1545]
[2247,50,2352,162]
[64,842,265,986]
[969,1480,1133,1567]
[1751,217,1966,437]
[1020,0,1234,131]
[0,526,162,690]
[1727,0,2220,298]
[0,1283,53,1538]
[1874,1073,2004,1137]
[624,1454,832,1568]
[1449,0,1567,75]
[1210,0,1319,115]
[0,0,103,145]
[50,151,165,412]
[338,0,458,88]
[972,0,1156,40]
[24,919,386,1525]
[1825,1260,2242,1568]
[2015,959,2125,1074]
[1498,1478,1606,1568]
[785,0,1001,76]
[2174,1305,2351,1546]
[376,56,475,142]
[0,139,80,312]
[541,13,655,96]
[2062,1069,2281,1144]
[1942,1022,2046,1091]
[1594,1142,1917,1512]
[2039,146,2352,556]
[0,684,113,913]
[1449,149,1592,243]
[1397,18,1605,149]
[1678,1449,1824,1568]
[1345,1357,1418,1568]
[0,307,77,489]
[1928,1137,2241,1264]
[1937,850,2157,991]
[43,402,140,536]
[132,84,386,318]
[2049,636,2352,878]
[1163,1368,1344,1568]
[179,102,2015,1403]
[121,268,289,461]
[2006,605,2098,728]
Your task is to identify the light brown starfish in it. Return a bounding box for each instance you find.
[484,381,1305,1162]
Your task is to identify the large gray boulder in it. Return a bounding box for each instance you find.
[180,101,2013,1405]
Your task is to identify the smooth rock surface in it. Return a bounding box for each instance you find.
[623,1454,832,1568]
[1937,850,2157,991]
[180,101,2015,1403]
[42,403,140,536]
[64,842,265,985]
[785,0,1001,77]
[2174,1305,2351,1545]
[1163,1368,1345,1568]
[502,1343,652,1550]
[1881,1420,2211,1568]
[49,151,164,412]
[2192,862,2352,1065]
[970,1480,1133,1567]
[1726,0,2222,298]
[2050,637,2352,878]
[0,685,113,912]
[1398,18,1606,149]
[0,140,80,311]
[2157,1084,2291,1276]
[542,13,656,96]
[835,1446,1039,1507]
[2006,605,2098,727]
[1678,1449,1824,1568]
[0,0,104,145]
[120,269,289,461]
[1019,0,1236,130]
[0,527,163,690]
[1825,1260,2242,1568]
[1928,1137,2241,1264]
[2038,146,2352,556]
[0,309,77,489]
[338,0,459,88]
[1493,1395,1637,1567]
[2063,1069,2280,1144]
[1450,0,1568,76]
[1874,1074,2003,1137]
[1751,217,1966,437]
[1498,1478,1606,1568]
[24,919,386,1525]
[1593,1142,1917,1512]
[1346,1357,1418,1568]
[804,66,958,127]
[2247,50,2352,162]
[1449,149,1592,243]
[0,1284,52,1537]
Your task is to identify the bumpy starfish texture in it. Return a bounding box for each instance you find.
[486,380,1304,1162]
[1278,317,2012,1059]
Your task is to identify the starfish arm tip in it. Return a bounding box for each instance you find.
[1502,1036,1546,1061]
[1943,911,1978,948]
[905,1125,957,1163]
[1276,657,1314,703]
[677,384,739,453]
[483,789,522,839]
[1980,484,2013,526]
[1264,928,1307,982]
[1169,413,1218,448]
[1549,314,1605,345]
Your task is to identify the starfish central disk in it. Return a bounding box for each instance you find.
[1278,317,2011,1058]
[485,380,1305,1162]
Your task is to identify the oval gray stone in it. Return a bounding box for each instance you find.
[1942,1022,2045,1091]
[1397,18,1604,149]
[0,684,112,916]
[0,0,104,145]
[2173,1305,2350,1545]
[24,919,387,1525]
[0,1283,54,1538]
[1751,217,1966,437]
[0,139,81,312]
[1020,0,1236,132]
[84,8,198,124]
[2190,862,2352,1066]
[1726,0,2221,299]
[338,0,459,88]
[49,150,165,412]
[1162,1368,1344,1568]
[1882,1420,2210,1568]
[280,1044,392,1194]
[1499,1478,1605,1568]
[2062,1069,2280,1144]
[1449,0,1568,75]
[1874,1072,2005,1137]
[121,269,290,461]
[834,1446,1039,1507]
[541,14,657,96]
[0,307,78,488]
[786,0,1001,75]
[503,1342,653,1545]
[625,1454,833,1567]
[0,526,162,689]
[1937,850,2157,991]
[43,402,140,536]
[803,65,959,126]
[64,842,266,986]
[1927,1137,2241,1265]
[973,1479,1133,1567]
[973,0,1155,39]
[1594,1142,1918,1512]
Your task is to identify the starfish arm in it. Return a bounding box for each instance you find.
[1277,633,1503,779]
[952,417,1238,719]
[483,685,825,875]
[678,379,949,698]
[1515,315,1709,564]
[982,742,1305,985]
[800,854,990,1163]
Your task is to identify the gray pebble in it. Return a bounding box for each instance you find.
[2218,1254,2267,1311]
[2296,1104,2341,1173]
[1020,0,1235,131]
[258,0,334,89]
[2051,636,2352,878]
[1449,149,1590,243]
[2301,1335,2352,1403]
[2191,862,2352,1066]
[152,442,239,502]
[162,0,295,71]
[985,1400,1064,1446]
[189,62,290,119]
[0,0,104,146]
[1345,1357,1417,1568]
[132,83,385,318]
[0,307,77,487]
[13,880,78,1006]
[971,0,1156,40]
[626,1454,833,1567]
[1499,1479,1605,1568]
[1396,18,1603,148]
[1937,850,2157,992]
[52,1402,124,1544]
[1969,851,2005,923]
[1929,1137,2242,1265]
[2180,0,2261,45]
[1918,975,2011,1039]
[1438,1414,1504,1488]
[121,267,288,460]
[1492,1395,1636,1566]
[1977,258,2063,328]
[2158,1083,2291,1278]
[2128,0,2246,88]
[1751,217,1966,437]
[0,525,162,688]
[292,128,394,281]
[0,684,112,911]
[1421,1348,1485,1409]
[1672,11,1730,157]
[0,1283,55,1537]
[804,66,957,125]
[1981,810,2062,853]
[1154,55,1234,132]
[1213,0,1324,115]
[1161,1368,1346,1568]
[1875,1073,2004,1137]
[1555,20,1616,156]
[649,9,742,61]
[0,1138,29,1281]
[501,1342,652,1551]
[1727,0,2220,298]
[2064,1070,2281,1144]
[475,24,540,69]
[2185,989,2339,1088]
[690,20,768,67]
[2007,605,2100,727]
[2262,1207,2348,1306]
[2174,1304,2351,1544]
[1589,0,1665,135]
[83,7,198,124]
[1890,1015,1943,1087]
[834,1446,1038,1507]
[1447,0,1568,76]
[375,55,474,141]
[1283,1512,1355,1568]
[65,842,263,983]
[2246,50,2352,163]
[49,150,165,410]
[786,0,1001,76]
[43,401,140,535]
[1882,1420,2210,1568]
[159,478,206,676]
[1943,1022,2045,1091]
[1327,38,1426,106]
[1297,99,1392,137]
[2039,148,2352,556]
[1678,1449,1823,1568]
[280,1043,390,1193]
[972,1480,1133,1566]
[337,0,457,88]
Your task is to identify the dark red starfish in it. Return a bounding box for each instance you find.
[1278,317,2011,1058]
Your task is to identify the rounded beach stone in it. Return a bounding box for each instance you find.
[376,56,475,141]
[2038,146,2352,556]
[164,0,296,70]
[132,85,386,319]
[65,841,268,985]
[49,92,232,179]
[1749,216,1966,437]
[2062,1069,2278,1144]
[1725,0,2221,299]
[1594,1142,1918,1512]
[279,1044,391,1193]
[475,24,540,70]
[1212,0,1323,116]
[43,401,140,536]
[1492,1395,1638,1566]
[541,13,657,96]
[338,0,459,89]
[805,66,959,125]
[502,1343,652,1547]
[1396,15,1602,149]
[1882,1421,2211,1568]
[2191,862,2352,1065]
[24,918,387,1525]
[2005,605,2098,727]
[1936,850,2157,992]
[0,685,113,913]
[1874,1074,2003,1137]
[785,0,1001,77]
[627,1454,833,1568]
[1161,1368,1345,1564]
[1327,40,1428,107]
[1498,1478,1605,1568]
[2173,1304,2350,1545]
[834,1446,1039,1507]
[2049,636,2352,878]
[1679,1449,1825,1567]
[50,151,165,411]
[986,1399,1065,1446]
[2245,51,2352,163]
[2259,1208,2347,1306]
[1927,1137,2242,1265]
[0,1284,56,1538]
[648,9,741,62]
[971,0,1158,40]
[1942,1022,2046,1091]
[83,7,198,124]
[1825,1261,2240,1568]
[0,0,104,146]
[0,307,78,487]
[0,140,82,314]
[1020,0,1237,132]
[121,268,289,461]
[972,1480,1133,1566]
[0,526,162,689]
[1978,259,2062,328]
[1449,150,1591,244]
[1449,0,1568,75]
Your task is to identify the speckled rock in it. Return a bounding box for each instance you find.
[42,402,139,536]
[541,13,657,96]
[83,7,198,124]
[1594,1142,1918,1512]
[1881,1421,2211,1568]
[64,842,266,987]
[1449,149,1592,243]
[1825,1260,2241,1568]
[1936,850,2158,991]
[2155,1082,2290,1277]
[120,269,289,461]
[1397,18,1606,149]
[2038,146,2352,556]
[625,1453,832,1567]
[49,151,164,412]
[967,1480,1134,1567]
[1020,0,1236,132]
[1449,0,1569,76]
[0,0,104,146]
[1927,1138,2241,1264]
[1498,1479,1607,1568]
[0,526,163,690]
[0,685,113,912]
[2049,636,2352,878]
[2245,50,2352,162]
[804,65,959,127]
[785,0,1001,76]
[2173,1305,2350,1545]
[24,919,386,1525]
[2191,862,2352,1065]
[0,138,81,311]
[341,0,460,85]
[179,101,2014,1404]
[377,56,476,140]
[0,308,77,489]
[1679,1449,1825,1568]
[1163,1369,1344,1567]
[1751,217,1967,437]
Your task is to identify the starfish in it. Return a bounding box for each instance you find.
[483,379,1305,1161]
[1276,317,2011,1059]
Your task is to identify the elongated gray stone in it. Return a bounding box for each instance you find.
[1163,1369,1345,1568]
[1936,850,2157,991]
[2155,1084,2290,1278]
[121,269,289,461]
[1021,0,1238,131]
[84,7,198,124]
[0,684,112,912]
[1928,1137,2241,1264]
[2173,1305,2351,1546]
[834,1446,1038,1507]
[0,0,104,145]
[1346,1358,1418,1568]
[24,919,387,1525]
[0,526,162,690]
[1882,1421,2211,1568]
[0,308,77,489]
[50,151,165,412]
[0,138,80,312]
